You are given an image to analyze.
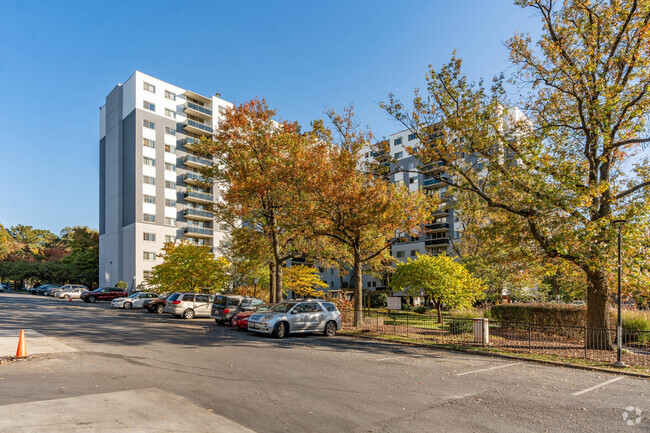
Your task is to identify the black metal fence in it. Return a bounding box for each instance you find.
[341,310,650,368]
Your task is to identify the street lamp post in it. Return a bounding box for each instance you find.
[612,219,626,368]
[253,277,259,298]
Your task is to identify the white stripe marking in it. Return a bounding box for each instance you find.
[572,376,624,396]
[456,362,521,376]
[376,356,404,362]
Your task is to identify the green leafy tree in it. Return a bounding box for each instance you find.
[0,224,17,262]
[61,226,99,287]
[381,0,650,346]
[148,241,229,293]
[390,254,484,323]
[283,265,328,298]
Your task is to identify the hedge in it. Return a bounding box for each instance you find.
[489,303,616,328]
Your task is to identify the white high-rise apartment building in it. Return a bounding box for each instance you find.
[99,71,232,288]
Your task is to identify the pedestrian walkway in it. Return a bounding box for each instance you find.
[0,329,77,357]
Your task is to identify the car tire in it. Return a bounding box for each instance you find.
[183,309,195,320]
[229,316,237,327]
[124,302,132,309]
[155,304,164,314]
[272,322,288,339]
[324,321,337,337]
[83,299,89,303]
[88,296,96,303]
[63,295,70,300]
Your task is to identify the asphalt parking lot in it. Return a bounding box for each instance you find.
[0,292,648,432]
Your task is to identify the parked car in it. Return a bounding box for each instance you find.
[247,300,341,338]
[143,294,170,314]
[163,292,215,319]
[52,284,87,297]
[0,282,10,292]
[36,284,61,295]
[81,287,128,303]
[231,304,275,330]
[56,287,86,300]
[211,295,265,325]
[111,292,158,309]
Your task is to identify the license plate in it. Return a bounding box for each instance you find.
[251,323,259,329]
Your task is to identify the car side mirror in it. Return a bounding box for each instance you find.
[291,310,298,314]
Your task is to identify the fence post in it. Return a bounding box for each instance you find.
[393,311,396,335]
[376,313,379,332]
[473,318,489,345]
[528,323,532,353]
[406,313,410,337]
[584,326,588,359]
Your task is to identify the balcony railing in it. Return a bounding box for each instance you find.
[181,137,203,147]
[184,191,213,202]
[185,102,212,117]
[182,154,211,167]
[423,176,450,187]
[184,208,213,220]
[182,172,206,183]
[184,226,214,237]
[425,238,450,246]
[426,222,449,231]
[184,119,213,134]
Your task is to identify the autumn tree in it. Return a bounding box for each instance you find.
[148,241,229,293]
[299,108,434,326]
[390,254,485,323]
[283,265,328,298]
[382,0,650,346]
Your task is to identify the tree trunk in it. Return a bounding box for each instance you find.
[269,263,276,303]
[353,251,363,327]
[275,263,283,302]
[585,268,613,350]
[435,301,442,324]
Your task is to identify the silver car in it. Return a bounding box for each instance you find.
[163,292,215,319]
[111,292,159,309]
[247,300,341,338]
[56,287,86,299]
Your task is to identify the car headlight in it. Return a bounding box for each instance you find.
[262,315,274,320]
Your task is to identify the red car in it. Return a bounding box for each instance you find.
[81,287,128,303]
[231,304,275,330]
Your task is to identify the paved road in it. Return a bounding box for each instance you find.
[0,292,648,432]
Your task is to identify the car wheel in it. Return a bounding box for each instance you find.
[183,309,195,319]
[324,321,337,337]
[63,295,70,300]
[124,302,132,309]
[272,322,288,339]
[229,316,237,327]
[88,296,96,303]
[215,319,223,325]
[155,304,164,314]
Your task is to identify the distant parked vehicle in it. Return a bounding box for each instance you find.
[36,284,61,295]
[211,295,265,325]
[144,294,170,314]
[231,304,275,330]
[163,293,215,319]
[56,287,86,300]
[52,285,87,297]
[247,300,342,338]
[81,287,128,303]
[111,292,158,309]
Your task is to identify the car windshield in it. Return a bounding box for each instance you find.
[256,305,272,311]
[269,303,297,313]
[129,293,140,298]
[214,296,228,306]
[167,293,181,302]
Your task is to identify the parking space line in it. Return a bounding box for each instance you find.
[376,356,404,362]
[571,376,624,396]
[456,362,521,376]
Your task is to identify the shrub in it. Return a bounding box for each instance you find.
[621,310,650,345]
[449,309,484,320]
[115,281,128,289]
[489,303,619,327]
[369,291,387,308]
[448,318,474,335]
[401,303,413,312]
[414,305,429,314]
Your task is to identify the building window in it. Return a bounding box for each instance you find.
[164,90,176,100]
[367,282,372,288]
[143,119,155,129]
[164,126,175,136]
[143,270,152,280]
[409,177,417,184]
[143,214,155,223]
[218,106,227,114]
[164,235,176,243]
[143,82,155,93]
[165,162,176,171]
[143,233,156,241]
[410,235,419,242]
[143,138,155,148]
[394,152,403,159]
[408,133,417,141]
[143,251,156,260]
[143,157,155,166]
[219,223,228,231]
[143,101,155,112]
[164,144,175,154]
[394,137,402,145]
[143,176,155,185]
[165,108,176,119]
[143,195,155,204]
[411,250,418,256]
[396,251,405,258]
[164,180,175,189]
[164,217,176,226]
[165,199,176,207]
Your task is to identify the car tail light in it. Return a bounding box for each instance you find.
[224,308,229,314]
[171,300,181,304]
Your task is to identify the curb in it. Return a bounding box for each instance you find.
[340,331,650,379]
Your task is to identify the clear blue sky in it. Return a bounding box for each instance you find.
[0,0,540,235]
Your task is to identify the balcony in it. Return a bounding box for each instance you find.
[184,208,213,221]
[432,208,449,217]
[421,161,445,173]
[183,119,213,135]
[184,191,213,203]
[422,176,449,188]
[181,137,203,151]
[182,154,211,169]
[184,101,212,120]
[184,226,214,238]
[182,172,207,185]
[425,238,450,247]
[425,222,449,232]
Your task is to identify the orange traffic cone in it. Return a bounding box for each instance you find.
[15,329,27,357]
